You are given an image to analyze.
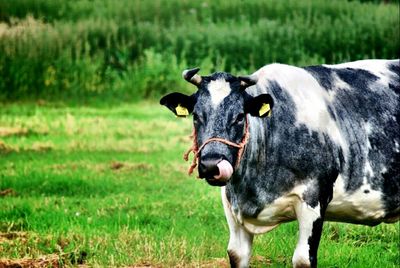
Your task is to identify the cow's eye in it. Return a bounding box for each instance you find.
[193,113,201,125]
[234,113,245,125]
[193,113,198,122]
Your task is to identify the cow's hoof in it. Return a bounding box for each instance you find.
[227,250,241,268]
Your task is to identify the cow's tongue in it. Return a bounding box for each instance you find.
[214,160,233,180]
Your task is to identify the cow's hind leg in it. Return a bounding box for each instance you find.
[292,201,324,268]
[222,188,254,268]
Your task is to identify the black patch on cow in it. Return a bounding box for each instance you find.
[335,68,379,88]
[327,105,337,121]
[388,62,400,96]
[337,147,345,171]
[308,217,324,268]
[227,250,241,268]
[303,168,338,209]
[381,151,400,214]
[303,65,335,91]
[388,61,400,76]
[389,83,398,93]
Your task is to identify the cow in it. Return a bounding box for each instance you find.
[159,59,400,268]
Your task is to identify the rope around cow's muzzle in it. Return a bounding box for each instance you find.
[183,116,250,176]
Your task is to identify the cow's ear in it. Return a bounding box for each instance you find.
[160,92,195,117]
[245,94,274,117]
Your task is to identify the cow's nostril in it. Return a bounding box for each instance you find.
[199,159,221,178]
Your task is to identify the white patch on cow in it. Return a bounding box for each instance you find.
[363,122,375,183]
[239,183,308,234]
[364,161,374,178]
[255,63,348,155]
[366,139,372,150]
[394,141,400,153]
[255,184,306,222]
[328,73,351,100]
[365,122,373,135]
[207,79,231,108]
[327,73,351,101]
[326,174,386,222]
[292,202,321,268]
[381,166,388,174]
[327,59,396,70]
[365,122,373,150]
[332,73,352,91]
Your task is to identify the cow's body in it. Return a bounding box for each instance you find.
[160,59,399,267]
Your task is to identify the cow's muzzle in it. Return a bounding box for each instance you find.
[183,115,250,181]
[199,158,233,186]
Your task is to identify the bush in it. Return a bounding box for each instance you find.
[0,0,398,102]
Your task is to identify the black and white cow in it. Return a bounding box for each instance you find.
[160,59,399,268]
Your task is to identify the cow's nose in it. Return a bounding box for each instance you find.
[199,158,221,179]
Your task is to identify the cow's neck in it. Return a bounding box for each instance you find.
[226,115,276,218]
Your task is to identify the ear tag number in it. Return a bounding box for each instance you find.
[259,103,271,117]
[176,104,189,117]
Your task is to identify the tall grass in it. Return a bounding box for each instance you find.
[0,0,398,102]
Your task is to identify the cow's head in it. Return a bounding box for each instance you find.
[160,68,273,186]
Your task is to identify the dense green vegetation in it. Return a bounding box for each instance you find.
[0,103,399,267]
[0,0,399,102]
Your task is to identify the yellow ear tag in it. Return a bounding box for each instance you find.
[259,103,271,117]
[175,104,189,117]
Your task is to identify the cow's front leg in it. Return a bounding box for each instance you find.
[221,187,254,268]
[292,201,324,268]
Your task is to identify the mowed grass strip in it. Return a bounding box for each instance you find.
[0,102,399,267]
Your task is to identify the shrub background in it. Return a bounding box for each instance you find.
[0,0,399,102]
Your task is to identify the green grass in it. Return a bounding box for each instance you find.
[0,102,399,267]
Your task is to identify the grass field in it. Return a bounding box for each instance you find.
[0,102,399,267]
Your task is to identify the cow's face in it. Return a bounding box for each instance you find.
[160,68,273,186]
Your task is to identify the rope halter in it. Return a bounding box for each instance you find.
[183,116,250,176]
